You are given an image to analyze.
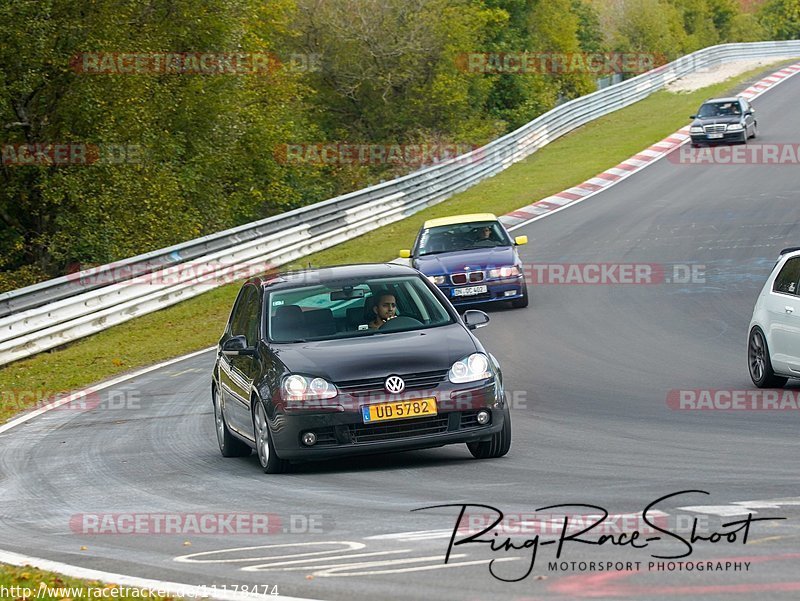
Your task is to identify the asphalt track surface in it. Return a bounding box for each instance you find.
[2,66,800,601]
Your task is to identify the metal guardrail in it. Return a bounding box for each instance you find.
[2,41,799,366]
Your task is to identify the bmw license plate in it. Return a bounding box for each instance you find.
[453,285,488,297]
[707,133,724,139]
[362,399,437,423]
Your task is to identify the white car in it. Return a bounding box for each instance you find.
[748,247,800,387]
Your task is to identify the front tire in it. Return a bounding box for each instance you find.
[253,402,290,474]
[467,406,511,459]
[213,387,251,457]
[511,282,529,308]
[748,328,787,388]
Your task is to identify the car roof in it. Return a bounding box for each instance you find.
[423,213,498,228]
[253,262,420,290]
[702,97,742,104]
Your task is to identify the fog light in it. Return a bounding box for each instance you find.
[476,410,490,425]
[504,290,517,297]
[302,431,317,446]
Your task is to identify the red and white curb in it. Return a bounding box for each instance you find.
[500,61,800,231]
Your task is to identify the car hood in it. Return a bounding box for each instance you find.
[692,116,743,127]
[414,246,517,275]
[271,324,478,382]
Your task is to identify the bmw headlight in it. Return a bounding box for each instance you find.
[282,374,337,401]
[488,265,521,278]
[690,126,704,134]
[726,123,743,131]
[448,353,492,383]
[427,275,446,285]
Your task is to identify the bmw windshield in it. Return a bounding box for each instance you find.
[417,221,513,256]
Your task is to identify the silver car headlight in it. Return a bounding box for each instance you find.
[448,353,492,383]
[282,374,337,401]
[690,126,704,133]
[726,123,743,131]
[427,275,446,285]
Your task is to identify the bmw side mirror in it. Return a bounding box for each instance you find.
[463,310,490,330]
[399,249,411,259]
[689,115,696,119]
[222,335,255,356]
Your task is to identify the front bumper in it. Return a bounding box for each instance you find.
[436,277,525,305]
[270,381,506,461]
[691,130,746,144]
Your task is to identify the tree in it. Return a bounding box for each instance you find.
[759,0,800,39]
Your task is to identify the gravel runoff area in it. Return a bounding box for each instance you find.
[666,56,800,93]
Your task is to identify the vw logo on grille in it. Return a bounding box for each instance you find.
[385,375,405,394]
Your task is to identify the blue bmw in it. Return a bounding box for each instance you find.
[400,213,529,308]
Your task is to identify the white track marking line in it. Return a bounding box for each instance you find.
[175,541,366,564]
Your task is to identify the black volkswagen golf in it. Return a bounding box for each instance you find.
[212,263,511,473]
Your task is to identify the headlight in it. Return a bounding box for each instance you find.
[282,375,337,401]
[488,265,520,278]
[690,126,704,133]
[448,353,492,383]
[726,123,743,131]
[427,275,446,285]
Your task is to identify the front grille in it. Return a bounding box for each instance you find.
[451,271,485,285]
[704,124,727,133]
[336,370,448,395]
[348,415,449,443]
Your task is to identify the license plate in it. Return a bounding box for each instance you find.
[707,133,724,139]
[453,285,488,297]
[362,398,437,423]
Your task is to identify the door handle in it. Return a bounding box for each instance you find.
[786,306,795,314]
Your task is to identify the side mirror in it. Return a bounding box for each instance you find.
[463,310,490,331]
[745,109,753,116]
[514,235,528,246]
[399,249,411,259]
[222,335,255,356]
[689,115,697,119]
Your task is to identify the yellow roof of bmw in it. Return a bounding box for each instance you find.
[423,213,498,229]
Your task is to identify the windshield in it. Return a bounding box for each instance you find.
[697,101,741,118]
[267,275,454,342]
[417,221,513,256]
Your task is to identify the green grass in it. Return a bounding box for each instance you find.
[0,61,789,425]
[0,564,175,600]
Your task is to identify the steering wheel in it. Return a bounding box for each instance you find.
[379,315,423,331]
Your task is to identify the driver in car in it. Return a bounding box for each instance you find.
[473,225,494,242]
[369,293,397,329]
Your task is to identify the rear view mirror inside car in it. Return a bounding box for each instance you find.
[330,287,366,301]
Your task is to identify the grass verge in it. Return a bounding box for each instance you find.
[0,564,174,600]
[0,60,791,425]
